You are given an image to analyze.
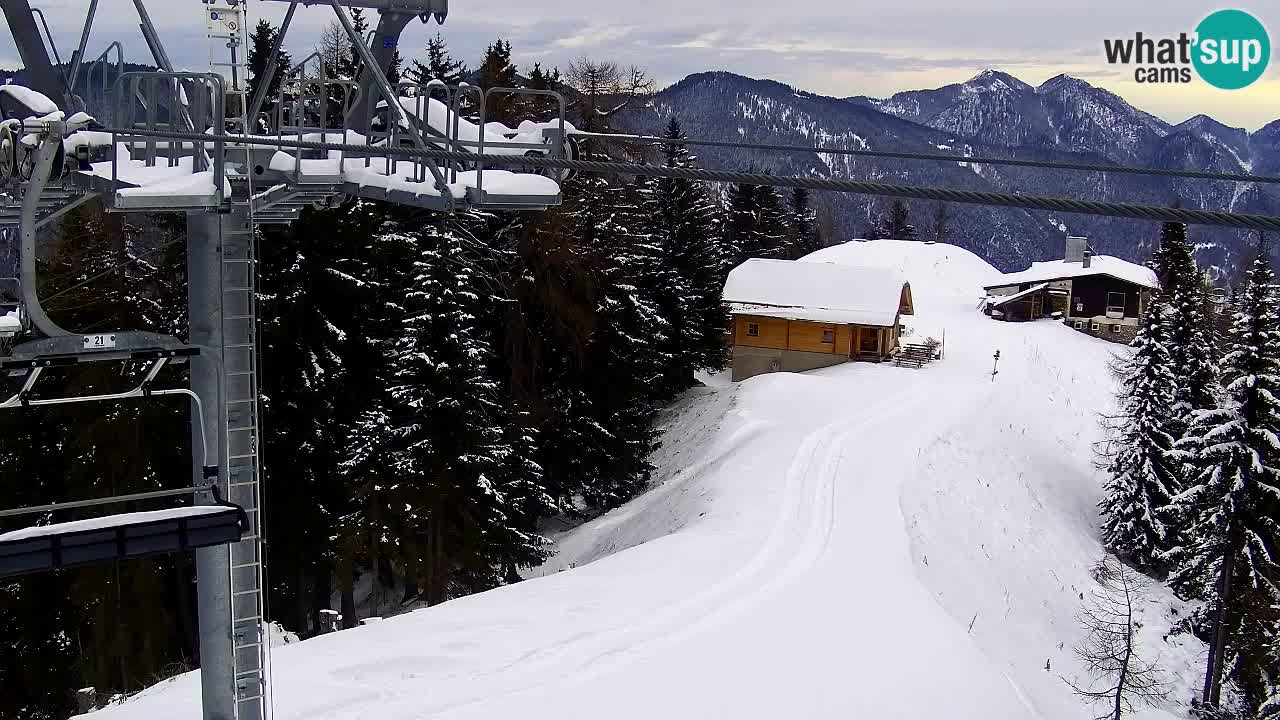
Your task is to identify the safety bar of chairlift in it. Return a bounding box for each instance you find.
[0,358,213,468]
[29,8,65,81]
[0,484,218,519]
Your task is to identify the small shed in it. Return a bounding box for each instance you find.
[723,259,914,381]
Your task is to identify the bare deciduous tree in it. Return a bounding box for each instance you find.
[1065,555,1170,720]
[562,58,654,132]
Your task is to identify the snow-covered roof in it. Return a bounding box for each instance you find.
[985,255,1158,290]
[988,283,1048,307]
[724,258,912,327]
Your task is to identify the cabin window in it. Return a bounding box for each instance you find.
[1111,324,1123,334]
[1107,292,1126,316]
[1091,322,1101,331]
[821,329,835,344]
[1074,298,1083,313]
[746,322,760,337]
[1073,320,1085,330]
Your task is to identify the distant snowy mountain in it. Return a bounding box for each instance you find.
[621,70,1280,275]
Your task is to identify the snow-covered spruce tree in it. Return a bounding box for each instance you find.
[505,161,670,512]
[474,38,519,125]
[640,116,729,392]
[1101,292,1180,569]
[785,187,822,260]
[1159,223,1221,439]
[876,200,916,241]
[247,19,291,130]
[1167,250,1280,713]
[258,197,387,632]
[378,220,555,605]
[722,179,790,268]
[410,31,467,85]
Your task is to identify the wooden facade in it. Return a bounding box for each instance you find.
[733,315,898,360]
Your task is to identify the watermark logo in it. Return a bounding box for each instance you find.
[1103,9,1270,88]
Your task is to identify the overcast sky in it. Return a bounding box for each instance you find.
[4,0,1278,130]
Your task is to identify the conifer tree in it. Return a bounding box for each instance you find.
[1101,292,1180,569]
[378,221,554,604]
[475,39,518,125]
[785,187,821,260]
[723,180,789,267]
[641,116,729,390]
[876,200,916,240]
[522,62,562,121]
[1167,250,1280,713]
[247,20,291,129]
[1159,222,1221,436]
[411,32,467,85]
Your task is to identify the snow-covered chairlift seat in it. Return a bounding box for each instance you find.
[0,504,246,578]
[74,144,231,211]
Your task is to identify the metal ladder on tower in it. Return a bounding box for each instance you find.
[207,1,269,717]
[222,199,267,720]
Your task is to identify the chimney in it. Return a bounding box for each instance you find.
[1082,250,1092,268]
[1065,236,1088,263]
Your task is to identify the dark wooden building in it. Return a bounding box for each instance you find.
[983,238,1159,343]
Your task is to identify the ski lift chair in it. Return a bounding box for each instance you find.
[0,488,247,579]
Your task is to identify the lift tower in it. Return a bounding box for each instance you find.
[0,1,569,718]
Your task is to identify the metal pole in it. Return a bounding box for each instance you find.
[132,0,173,71]
[346,9,412,134]
[67,0,99,95]
[0,0,66,105]
[0,485,215,518]
[187,210,234,720]
[245,0,298,125]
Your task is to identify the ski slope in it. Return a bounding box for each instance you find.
[94,240,1203,720]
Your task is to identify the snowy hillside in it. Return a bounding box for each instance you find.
[93,240,1203,720]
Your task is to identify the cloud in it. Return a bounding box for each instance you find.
[553,23,634,49]
[0,0,1271,129]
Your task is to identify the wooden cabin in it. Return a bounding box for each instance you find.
[983,237,1158,344]
[723,259,914,381]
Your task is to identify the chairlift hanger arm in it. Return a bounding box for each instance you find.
[0,484,217,519]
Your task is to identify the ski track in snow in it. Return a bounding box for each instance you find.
[92,240,1202,720]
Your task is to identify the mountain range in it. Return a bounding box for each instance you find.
[619,69,1280,275]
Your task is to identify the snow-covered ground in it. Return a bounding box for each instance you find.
[93,240,1203,720]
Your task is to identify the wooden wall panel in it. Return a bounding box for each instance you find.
[834,325,853,356]
[734,316,789,349]
[787,320,838,354]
